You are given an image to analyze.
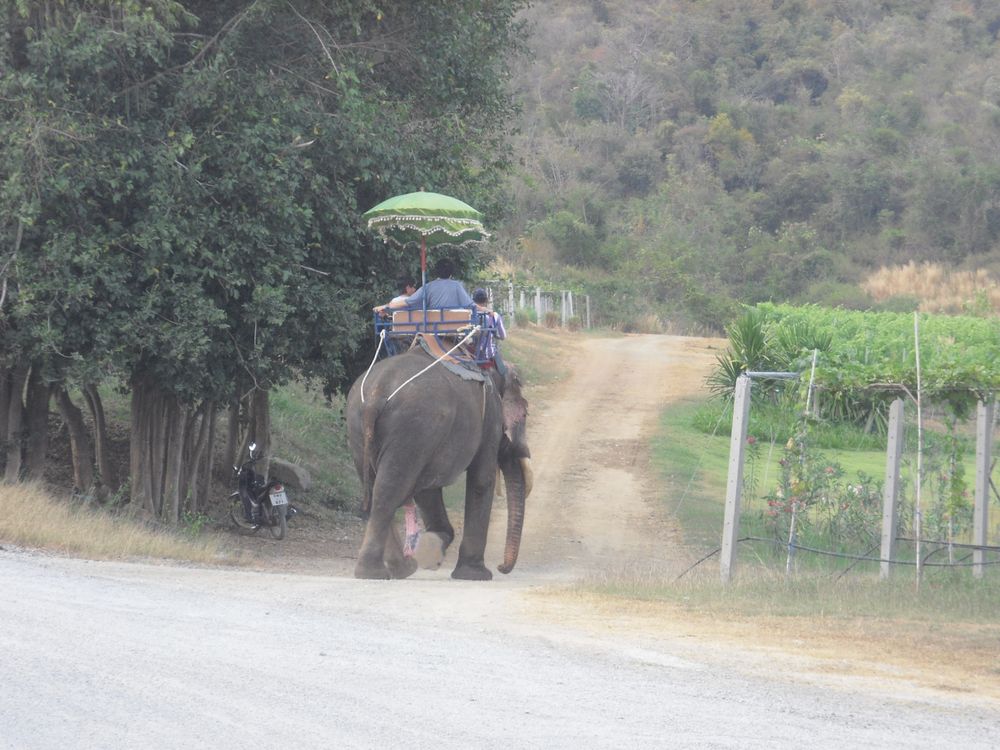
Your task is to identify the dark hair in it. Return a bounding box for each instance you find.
[433,258,455,279]
[397,276,416,294]
[473,288,489,304]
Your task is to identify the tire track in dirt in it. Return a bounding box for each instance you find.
[490,333,724,582]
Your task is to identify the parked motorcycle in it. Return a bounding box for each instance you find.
[229,442,297,540]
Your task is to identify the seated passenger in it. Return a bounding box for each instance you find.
[472,287,507,371]
[390,276,417,308]
[373,258,473,315]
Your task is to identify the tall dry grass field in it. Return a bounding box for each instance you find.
[863,261,1000,313]
[0,483,227,563]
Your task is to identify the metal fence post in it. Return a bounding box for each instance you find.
[973,398,995,579]
[720,374,752,584]
[880,398,905,580]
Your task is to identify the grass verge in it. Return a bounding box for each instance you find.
[591,387,1000,688]
[0,483,230,564]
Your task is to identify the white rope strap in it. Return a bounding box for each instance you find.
[360,330,386,404]
[386,326,481,402]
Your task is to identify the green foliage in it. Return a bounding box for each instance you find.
[181,511,212,538]
[514,308,536,326]
[0,0,528,399]
[534,210,604,267]
[709,304,1000,428]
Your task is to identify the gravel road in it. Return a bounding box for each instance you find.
[3,333,999,748]
[3,550,999,750]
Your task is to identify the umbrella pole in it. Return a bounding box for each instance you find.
[421,235,427,317]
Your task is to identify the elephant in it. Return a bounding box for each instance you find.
[346,348,531,580]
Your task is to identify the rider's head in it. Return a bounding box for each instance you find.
[397,276,416,295]
[473,288,489,305]
[433,258,455,279]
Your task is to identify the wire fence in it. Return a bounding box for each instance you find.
[676,536,1000,581]
[475,280,592,329]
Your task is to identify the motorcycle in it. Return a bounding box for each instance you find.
[229,442,298,540]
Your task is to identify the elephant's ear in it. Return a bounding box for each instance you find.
[502,367,529,447]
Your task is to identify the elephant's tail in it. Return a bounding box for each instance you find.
[360,397,379,518]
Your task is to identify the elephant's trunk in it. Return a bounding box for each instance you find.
[498,457,531,574]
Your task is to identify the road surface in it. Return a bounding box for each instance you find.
[2,334,998,748]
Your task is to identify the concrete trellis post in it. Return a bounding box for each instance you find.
[880,398,905,580]
[586,295,591,329]
[973,398,995,579]
[560,291,567,327]
[507,282,515,328]
[535,287,541,322]
[720,374,752,583]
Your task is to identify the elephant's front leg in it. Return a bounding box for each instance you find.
[413,488,455,570]
[453,465,497,580]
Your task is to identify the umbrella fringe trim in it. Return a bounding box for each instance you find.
[369,224,490,240]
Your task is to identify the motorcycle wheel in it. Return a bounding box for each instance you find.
[267,503,287,541]
[229,496,261,535]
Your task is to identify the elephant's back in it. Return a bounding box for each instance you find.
[360,350,476,398]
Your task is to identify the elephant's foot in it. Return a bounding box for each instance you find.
[451,562,493,581]
[414,531,448,570]
[354,557,390,580]
[387,554,418,579]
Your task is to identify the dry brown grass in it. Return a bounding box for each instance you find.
[863,261,1000,313]
[0,483,231,564]
[531,588,1000,700]
[502,321,578,386]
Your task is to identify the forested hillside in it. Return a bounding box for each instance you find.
[504,0,1000,328]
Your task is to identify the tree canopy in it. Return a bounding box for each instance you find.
[0,0,527,514]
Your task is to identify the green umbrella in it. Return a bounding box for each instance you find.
[363,191,490,287]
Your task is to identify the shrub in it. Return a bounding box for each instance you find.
[567,315,583,331]
[514,308,535,326]
[543,310,561,328]
[875,294,920,313]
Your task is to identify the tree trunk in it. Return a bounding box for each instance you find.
[225,396,240,471]
[0,368,11,449]
[23,367,51,481]
[129,374,209,524]
[82,384,118,493]
[254,389,271,477]
[161,399,188,524]
[235,388,270,473]
[203,408,216,508]
[130,374,163,516]
[4,365,29,482]
[55,387,95,497]
[183,401,213,514]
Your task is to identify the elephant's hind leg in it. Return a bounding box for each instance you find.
[355,466,419,579]
[384,521,418,579]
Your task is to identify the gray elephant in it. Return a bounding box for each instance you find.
[346,349,531,580]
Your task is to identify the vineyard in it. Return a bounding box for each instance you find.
[696,304,1000,579]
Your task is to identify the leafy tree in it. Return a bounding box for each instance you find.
[0,0,528,517]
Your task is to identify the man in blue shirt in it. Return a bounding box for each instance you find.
[374,258,473,314]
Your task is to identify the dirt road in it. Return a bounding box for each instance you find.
[4,332,999,748]
[498,333,720,579]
